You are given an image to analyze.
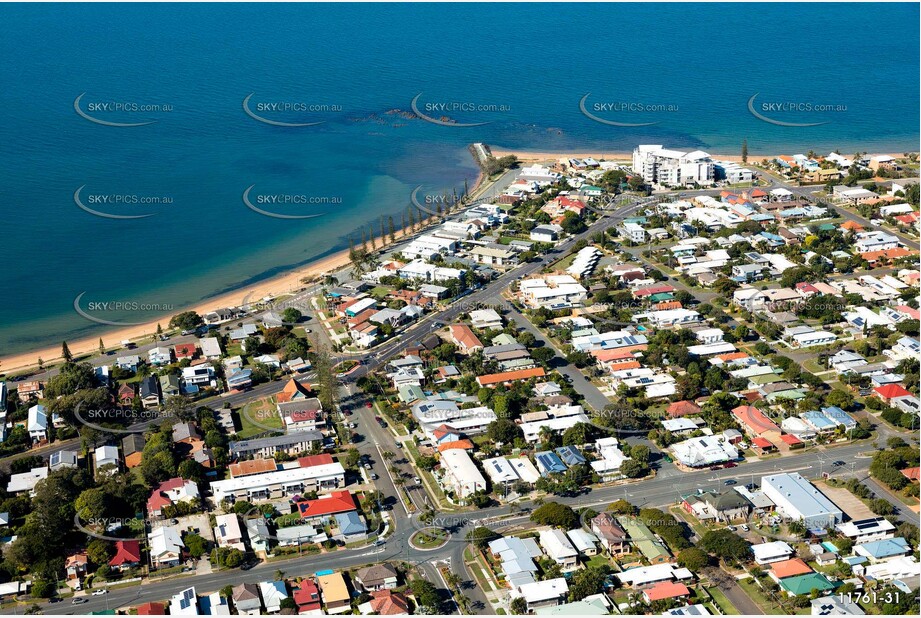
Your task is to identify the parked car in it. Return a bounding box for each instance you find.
[741,524,750,532]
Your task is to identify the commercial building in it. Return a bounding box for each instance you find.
[761,473,843,530]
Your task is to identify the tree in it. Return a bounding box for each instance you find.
[741,139,749,164]
[530,502,578,529]
[568,565,611,601]
[184,533,209,557]
[410,578,440,612]
[510,596,528,615]
[466,527,501,550]
[677,547,710,571]
[281,308,302,324]
[98,338,105,356]
[531,346,555,364]
[607,499,636,515]
[487,418,522,444]
[86,538,113,567]
[700,529,752,563]
[61,340,73,363]
[824,389,854,410]
[169,311,204,331]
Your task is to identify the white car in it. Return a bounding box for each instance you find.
[92,589,108,596]
[741,524,750,532]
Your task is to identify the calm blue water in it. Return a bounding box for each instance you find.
[0,2,918,355]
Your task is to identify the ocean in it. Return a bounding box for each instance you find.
[0,2,918,355]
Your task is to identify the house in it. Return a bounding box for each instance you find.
[469,308,503,330]
[670,436,738,468]
[213,513,245,551]
[539,529,579,569]
[139,376,161,408]
[873,383,912,403]
[667,400,701,417]
[232,583,263,616]
[359,590,409,616]
[355,563,399,592]
[123,434,146,468]
[449,324,483,354]
[732,405,780,443]
[259,581,289,614]
[26,404,47,442]
[116,355,141,372]
[148,346,172,366]
[317,572,351,614]
[135,602,168,615]
[15,380,43,405]
[514,578,569,612]
[199,337,223,359]
[94,445,120,475]
[296,490,357,523]
[334,511,367,541]
[591,513,629,554]
[566,528,598,557]
[854,537,911,562]
[149,525,184,568]
[616,563,692,587]
[65,552,88,581]
[440,448,487,499]
[174,342,198,360]
[618,517,672,564]
[109,539,142,571]
[147,477,201,518]
[6,466,48,495]
[293,580,322,615]
[682,490,752,523]
[170,587,199,616]
[761,473,843,529]
[118,382,136,403]
[530,224,563,242]
[643,581,691,604]
[835,518,896,544]
[752,541,795,565]
[48,450,79,472]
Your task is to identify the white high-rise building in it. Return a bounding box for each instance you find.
[632,145,714,187]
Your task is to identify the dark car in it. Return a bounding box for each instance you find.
[724,479,737,486]
[241,560,259,571]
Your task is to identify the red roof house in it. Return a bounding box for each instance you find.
[732,405,780,437]
[297,490,356,520]
[667,400,701,418]
[367,590,410,615]
[874,384,912,402]
[643,581,691,603]
[109,540,142,569]
[136,602,167,615]
[293,581,322,613]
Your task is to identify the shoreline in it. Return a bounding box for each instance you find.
[490,147,906,164]
[0,157,493,376]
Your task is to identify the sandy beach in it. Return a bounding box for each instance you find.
[0,162,492,376]
[0,248,355,375]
